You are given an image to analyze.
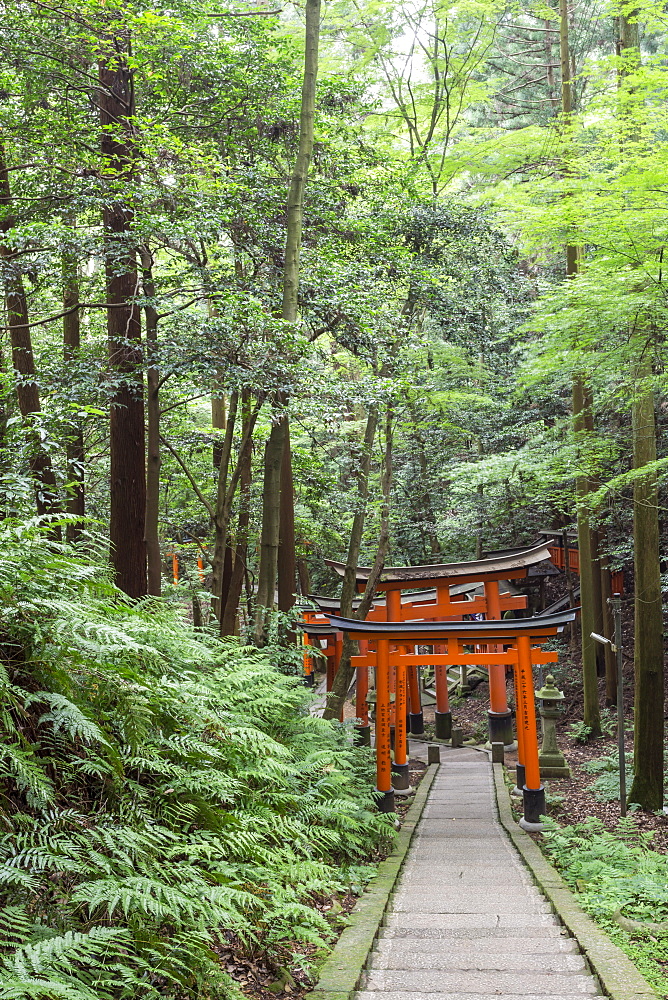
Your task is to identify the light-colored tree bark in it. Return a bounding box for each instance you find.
[140,247,161,596]
[323,403,393,721]
[255,0,321,638]
[62,239,84,542]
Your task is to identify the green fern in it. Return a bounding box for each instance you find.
[0,518,394,999]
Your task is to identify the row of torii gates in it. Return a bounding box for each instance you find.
[302,540,579,830]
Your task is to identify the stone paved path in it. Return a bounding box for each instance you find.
[357,747,602,1000]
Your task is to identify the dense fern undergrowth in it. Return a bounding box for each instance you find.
[0,519,393,999]
[542,817,668,998]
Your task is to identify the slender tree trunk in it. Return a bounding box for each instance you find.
[573,376,602,735]
[617,12,663,810]
[297,557,311,596]
[222,390,253,635]
[323,403,393,721]
[212,383,226,469]
[560,2,601,733]
[599,536,617,705]
[0,142,60,523]
[258,0,320,628]
[99,37,146,598]
[211,390,238,620]
[254,417,285,640]
[141,247,161,596]
[278,421,297,613]
[628,345,663,810]
[62,241,84,542]
[338,404,379,619]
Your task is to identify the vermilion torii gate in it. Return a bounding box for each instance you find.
[323,541,555,747]
[322,609,577,830]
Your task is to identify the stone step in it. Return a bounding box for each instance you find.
[390,897,551,914]
[373,936,579,955]
[362,970,598,994]
[395,876,545,905]
[396,870,532,884]
[380,925,565,940]
[356,992,603,1000]
[370,951,587,972]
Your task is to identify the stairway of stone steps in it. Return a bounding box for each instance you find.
[357,749,602,1000]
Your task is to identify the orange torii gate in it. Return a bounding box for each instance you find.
[324,541,555,747]
[305,581,523,746]
[323,609,576,830]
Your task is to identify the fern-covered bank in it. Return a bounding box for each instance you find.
[0,521,393,999]
[542,818,668,998]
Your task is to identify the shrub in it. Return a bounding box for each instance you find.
[0,519,394,999]
[542,816,668,997]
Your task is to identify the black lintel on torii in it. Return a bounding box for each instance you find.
[323,607,578,641]
[303,622,339,636]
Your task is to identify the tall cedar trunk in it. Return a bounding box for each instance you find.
[573,376,601,735]
[0,142,60,521]
[297,557,311,596]
[323,403,393,721]
[618,14,664,810]
[212,382,226,469]
[62,243,84,541]
[254,418,285,640]
[258,0,320,627]
[277,421,296,613]
[599,536,618,705]
[99,39,146,598]
[628,348,664,809]
[220,541,233,616]
[140,247,161,596]
[560,0,602,734]
[221,390,253,635]
[338,404,379,620]
[211,390,238,620]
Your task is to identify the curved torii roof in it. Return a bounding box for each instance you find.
[322,607,576,642]
[324,540,555,587]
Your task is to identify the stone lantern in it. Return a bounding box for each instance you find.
[535,674,570,778]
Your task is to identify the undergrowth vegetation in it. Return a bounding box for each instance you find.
[0,519,393,999]
[542,817,668,998]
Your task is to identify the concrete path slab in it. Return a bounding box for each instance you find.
[357,747,601,1000]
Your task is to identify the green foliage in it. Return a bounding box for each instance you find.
[569,709,618,745]
[583,752,635,803]
[0,520,393,999]
[542,817,668,998]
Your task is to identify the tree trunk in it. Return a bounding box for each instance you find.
[0,142,60,522]
[212,383,226,469]
[277,420,297,613]
[141,247,161,596]
[222,390,253,636]
[599,537,617,706]
[62,243,84,542]
[628,346,664,810]
[297,557,311,597]
[254,416,285,641]
[618,12,663,810]
[211,390,238,620]
[268,0,321,621]
[323,403,393,721]
[99,38,146,598]
[560,0,603,733]
[338,404,379,619]
[573,376,602,736]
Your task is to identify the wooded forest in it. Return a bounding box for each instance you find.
[0,0,667,998]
